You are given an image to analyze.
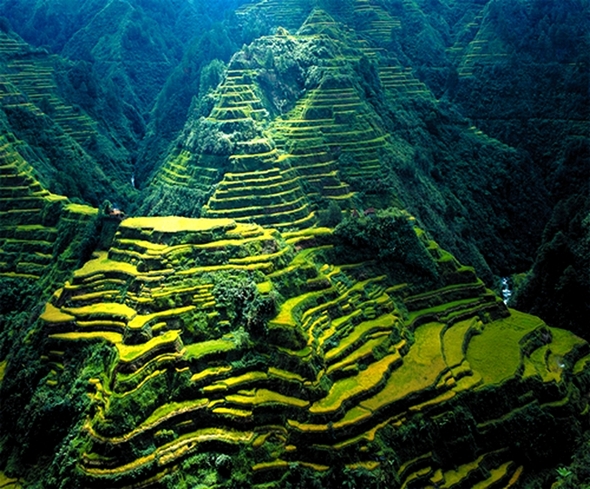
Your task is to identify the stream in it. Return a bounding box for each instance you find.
[501,277,512,304]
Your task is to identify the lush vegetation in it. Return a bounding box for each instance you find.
[0,0,587,487]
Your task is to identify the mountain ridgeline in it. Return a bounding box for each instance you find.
[0,0,588,488]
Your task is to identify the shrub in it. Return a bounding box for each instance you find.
[318,201,343,228]
[212,271,278,337]
[333,208,440,291]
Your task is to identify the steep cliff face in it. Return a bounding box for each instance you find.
[0,0,588,488]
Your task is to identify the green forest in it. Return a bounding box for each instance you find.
[0,0,588,487]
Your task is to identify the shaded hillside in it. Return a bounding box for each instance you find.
[0,0,238,111]
[0,0,254,192]
[135,4,274,186]
[0,133,98,282]
[442,0,590,332]
[449,0,589,163]
[0,28,137,206]
[142,7,550,280]
[514,139,590,336]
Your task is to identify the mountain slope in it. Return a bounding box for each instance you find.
[0,0,254,196]
[0,28,138,206]
[142,7,551,279]
[2,212,588,488]
[0,0,588,487]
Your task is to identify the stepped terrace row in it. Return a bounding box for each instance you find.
[0,137,96,280]
[202,66,317,228]
[379,65,432,96]
[0,33,98,145]
[272,84,388,184]
[455,26,509,78]
[204,167,316,230]
[151,63,318,229]
[236,0,313,31]
[35,216,589,487]
[446,11,485,64]
[353,0,401,46]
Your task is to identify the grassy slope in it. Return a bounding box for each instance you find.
[0,213,582,488]
[0,1,587,487]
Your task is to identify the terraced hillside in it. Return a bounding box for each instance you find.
[146,55,315,228]
[0,135,98,282]
[33,213,590,487]
[144,9,409,222]
[269,10,391,185]
[450,0,590,150]
[143,5,566,283]
[453,18,509,78]
[236,0,315,31]
[0,1,588,487]
[0,32,98,145]
[199,66,314,229]
[0,30,136,206]
[447,17,484,70]
[353,0,401,46]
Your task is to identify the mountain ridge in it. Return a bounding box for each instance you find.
[0,0,588,487]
